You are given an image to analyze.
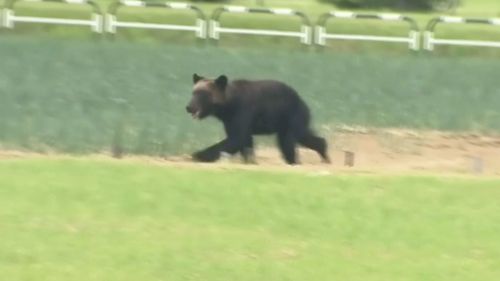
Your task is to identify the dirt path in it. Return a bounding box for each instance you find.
[2,129,500,176]
[164,128,499,176]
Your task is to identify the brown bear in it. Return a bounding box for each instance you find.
[186,74,330,165]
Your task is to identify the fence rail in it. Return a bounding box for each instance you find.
[424,16,500,50]
[106,0,206,38]
[2,0,102,32]
[316,11,420,50]
[209,6,312,45]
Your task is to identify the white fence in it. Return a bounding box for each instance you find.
[209,6,312,45]
[2,0,102,32]
[2,2,500,53]
[425,16,500,50]
[316,11,420,50]
[106,0,206,38]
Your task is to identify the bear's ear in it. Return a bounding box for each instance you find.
[193,73,203,84]
[214,75,228,90]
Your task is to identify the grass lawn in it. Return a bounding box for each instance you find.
[0,158,499,281]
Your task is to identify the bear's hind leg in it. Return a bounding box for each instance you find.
[240,136,256,164]
[277,131,298,165]
[298,133,331,163]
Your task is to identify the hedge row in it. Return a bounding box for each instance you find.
[187,0,461,11]
[321,0,461,10]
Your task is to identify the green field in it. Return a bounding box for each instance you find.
[1,36,499,155]
[0,158,499,281]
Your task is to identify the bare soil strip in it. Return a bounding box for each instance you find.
[2,129,500,177]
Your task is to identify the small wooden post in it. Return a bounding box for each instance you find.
[344,151,355,167]
[471,156,484,175]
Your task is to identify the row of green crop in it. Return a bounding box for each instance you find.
[1,36,499,155]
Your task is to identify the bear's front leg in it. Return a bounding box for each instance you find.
[192,139,226,162]
[220,114,252,159]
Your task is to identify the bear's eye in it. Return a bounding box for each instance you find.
[194,89,211,97]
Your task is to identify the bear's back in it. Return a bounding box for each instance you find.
[225,79,310,134]
[228,79,301,106]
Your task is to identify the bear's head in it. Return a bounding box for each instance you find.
[186,73,228,120]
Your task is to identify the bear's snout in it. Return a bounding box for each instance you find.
[186,104,201,119]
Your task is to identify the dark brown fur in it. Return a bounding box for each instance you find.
[186,74,330,165]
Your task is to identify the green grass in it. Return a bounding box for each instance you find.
[1,158,500,281]
[1,36,500,155]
